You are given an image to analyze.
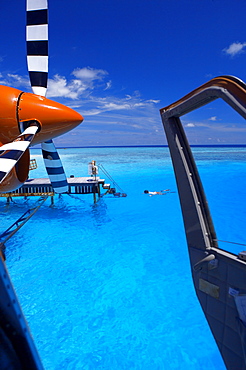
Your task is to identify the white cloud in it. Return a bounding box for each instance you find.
[47,74,87,99]
[103,102,131,110]
[185,123,195,127]
[104,81,112,90]
[72,67,107,81]
[209,116,217,121]
[147,99,160,104]
[223,42,246,57]
[83,109,102,116]
[0,73,30,89]
[102,93,158,112]
[0,67,160,120]
[46,67,109,99]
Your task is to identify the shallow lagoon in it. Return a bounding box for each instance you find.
[3,146,245,369]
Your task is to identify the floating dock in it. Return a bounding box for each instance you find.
[0,176,109,203]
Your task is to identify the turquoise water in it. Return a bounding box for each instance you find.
[2,146,246,369]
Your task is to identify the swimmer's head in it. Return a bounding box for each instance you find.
[144,190,149,194]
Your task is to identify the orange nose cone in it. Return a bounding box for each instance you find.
[18,93,83,145]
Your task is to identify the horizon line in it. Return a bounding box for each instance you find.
[31,144,246,149]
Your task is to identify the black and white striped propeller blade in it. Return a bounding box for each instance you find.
[26,0,69,193]
[0,123,39,184]
[40,141,69,193]
[26,0,48,97]
[41,141,69,194]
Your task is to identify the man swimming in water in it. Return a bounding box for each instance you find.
[144,189,170,196]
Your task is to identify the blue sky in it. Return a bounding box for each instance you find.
[0,0,246,146]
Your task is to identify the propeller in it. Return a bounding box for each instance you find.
[26,0,48,96]
[26,0,69,193]
[0,121,39,184]
[0,0,82,194]
[41,140,68,194]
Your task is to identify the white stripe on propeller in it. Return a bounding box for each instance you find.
[27,56,48,72]
[0,141,32,152]
[26,24,48,41]
[27,0,47,11]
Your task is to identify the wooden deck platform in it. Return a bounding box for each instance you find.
[0,177,108,198]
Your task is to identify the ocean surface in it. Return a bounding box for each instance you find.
[2,146,246,370]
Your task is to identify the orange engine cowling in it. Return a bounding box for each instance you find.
[0,149,30,193]
[0,84,84,193]
[0,85,83,146]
